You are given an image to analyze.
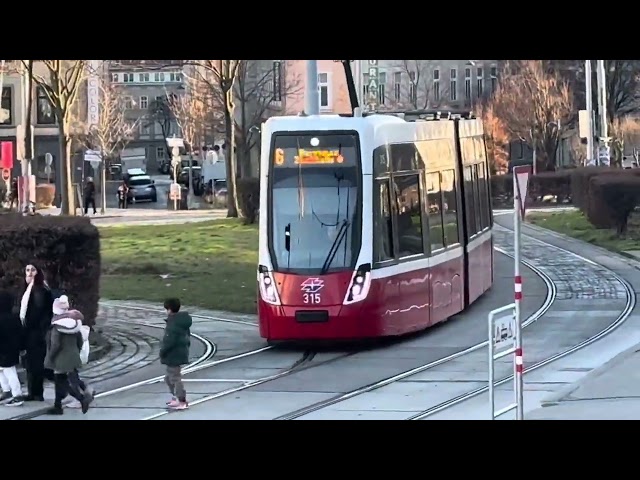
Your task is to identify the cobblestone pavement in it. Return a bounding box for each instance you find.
[0,300,265,419]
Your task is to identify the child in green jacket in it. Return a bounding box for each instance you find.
[160,298,192,410]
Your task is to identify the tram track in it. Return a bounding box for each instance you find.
[278,225,636,421]
[407,228,636,420]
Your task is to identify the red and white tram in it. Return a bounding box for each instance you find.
[257,109,493,342]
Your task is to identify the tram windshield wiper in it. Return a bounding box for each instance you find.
[320,219,349,275]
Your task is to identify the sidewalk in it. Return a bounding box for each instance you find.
[494,216,640,420]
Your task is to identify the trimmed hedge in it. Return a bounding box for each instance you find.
[571,167,640,212]
[587,175,640,234]
[0,215,101,325]
[490,170,572,204]
[236,177,259,225]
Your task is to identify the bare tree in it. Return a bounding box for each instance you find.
[234,60,302,177]
[167,78,209,206]
[478,102,509,174]
[187,60,242,218]
[488,60,574,171]
[23,60,86,214]
[609,116,640,167]
[147,96,176,160]
[388,60,449,110]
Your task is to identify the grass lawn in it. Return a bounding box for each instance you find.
[99,219,258,313]
[528,210,640,253]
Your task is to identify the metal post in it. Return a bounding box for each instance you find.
[596,60,610,166]
[513,175,524,420]
[585,60,595,165]
[173,165,177,211]
[488,310,495,419]
[305,60,319,116]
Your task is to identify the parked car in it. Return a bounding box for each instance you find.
[125,174,157,203]
[178,167,203,195]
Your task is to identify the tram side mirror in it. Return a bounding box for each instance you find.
[285,223,291,252]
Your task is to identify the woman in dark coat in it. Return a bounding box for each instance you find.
[19,263,53,401]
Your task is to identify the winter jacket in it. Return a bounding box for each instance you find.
[0,292,22,368]
[44,317,83,374]
[159,311,192,367]
[22,284,53,355]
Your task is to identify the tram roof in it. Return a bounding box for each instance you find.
[262,112,484,143]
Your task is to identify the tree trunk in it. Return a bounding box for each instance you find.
[58,127,74,215]
[224,97,239,218]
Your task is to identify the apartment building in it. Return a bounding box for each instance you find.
[107,60,185,172]
[357,60,501,111]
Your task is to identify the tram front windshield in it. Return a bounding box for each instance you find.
[269,132,361,275]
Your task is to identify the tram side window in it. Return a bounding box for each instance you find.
[440,169,459,247]
[373,146,390,178]
[390,143,420,172]
[477,162,490,229]
[374,179,394,263]
[394,174,424,257]
[426,172,444,252]
[463,166,477,238]
[472,164,482,231]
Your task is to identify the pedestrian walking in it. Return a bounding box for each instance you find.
[160,298,192,410]
[117,180,128,209]
[0,291,25,406]
[83,177,97,215]
[51,295,93,410]
[43,295,92,415]
[20,263,53,402]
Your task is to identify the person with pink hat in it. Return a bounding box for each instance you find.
[43,295,92,415]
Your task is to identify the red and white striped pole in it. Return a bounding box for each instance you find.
[513,177,524,420]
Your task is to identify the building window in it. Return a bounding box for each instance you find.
[154,72,165,82]
[477,67,484,96]
[139,72,149,82]
[490,66,498,92]
[362,73,369,100]
[140,122,151,136]
[273,61,282,101]
[123,73,134,83]
[408,71,416,104]
[156,146,165,159]
[36,86,56,125]
[318,72,330,109]
[433,68,440,102]
[394,72,401,102]
[1,87,12,125]
[465,68,471,101]
[378,72,386,105]
[111,73,119,83]
[155,96,164,102]
[124,96,133,109]
[139,96,148,109]
[450,68,457,101]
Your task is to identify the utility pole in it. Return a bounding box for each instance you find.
[305,60,319,115]
[596,60,610,166]
[584,60,595,165]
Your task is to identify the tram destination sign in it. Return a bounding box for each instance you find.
[274,147,353,167]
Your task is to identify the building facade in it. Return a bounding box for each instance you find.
[107,60,185,172]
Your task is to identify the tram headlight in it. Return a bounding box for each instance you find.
[343,264,372,305]
[258,267,281,305]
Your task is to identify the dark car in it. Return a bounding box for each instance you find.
[126,175,157,202]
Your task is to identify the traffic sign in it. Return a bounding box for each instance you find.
[169,183,181,200]
[171,146,180,158]
[492,310,515,351]
[2,168,10,182]
[513,165,532,218]
[0,141,14,169]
